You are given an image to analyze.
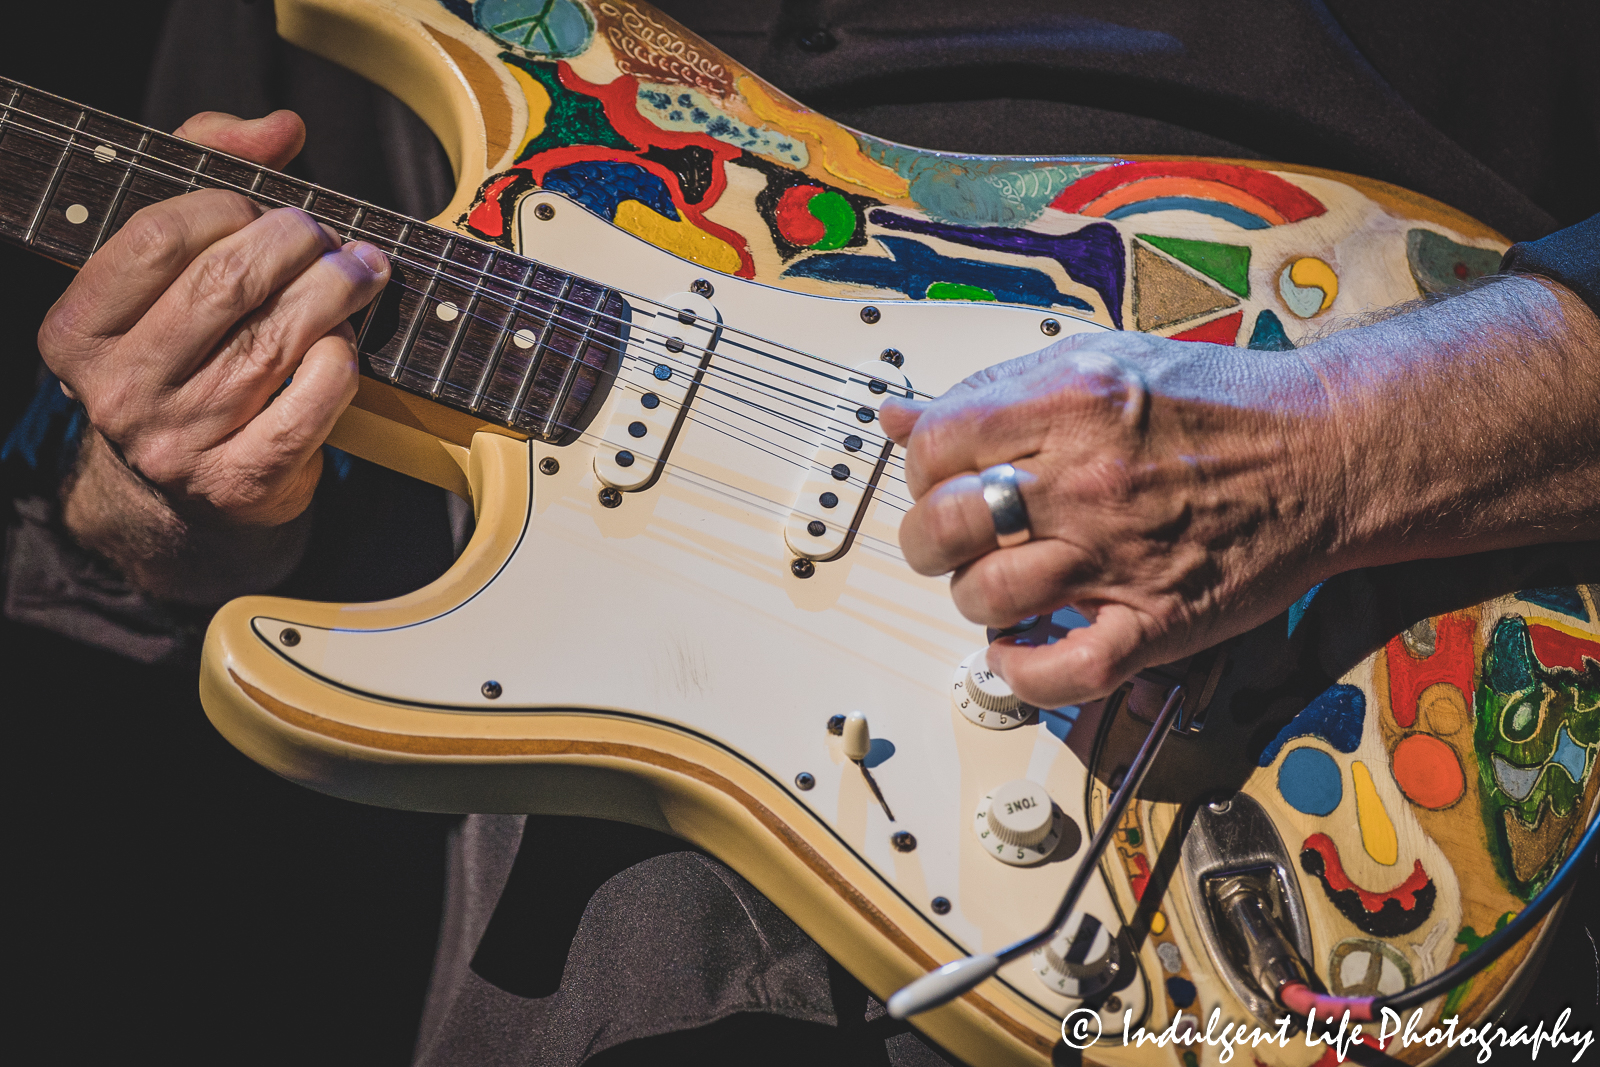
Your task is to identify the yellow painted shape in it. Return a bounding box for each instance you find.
[506,61,552,160]
[613,199,742,274]
[738,76,910,200]
[1290,256,1339,311]
[1352,761,1398,865]
[1150,911,1167,936]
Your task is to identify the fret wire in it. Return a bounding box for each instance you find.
[90,130,150,256]
[248,169,266,194]
[356,218,412,354]
[386,225,444,383]
[184,150,211,194]
[508,274,574,423]
[24,108,87,245]
[345,204,367,245]
[468,259,536,414]
[0,84,20,134]
[301,186,317,210]
[430,247,498,399]
[541,287,611,439]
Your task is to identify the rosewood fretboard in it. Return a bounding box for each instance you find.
[0,76,624,442]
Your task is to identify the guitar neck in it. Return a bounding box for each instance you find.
[0,76,623,444]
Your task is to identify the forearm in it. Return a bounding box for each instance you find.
[1306,273,1600,569]
[62,428,314,606]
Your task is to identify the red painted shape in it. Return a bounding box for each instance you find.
[467,174,520,238]
[1129,852,1152,900]
[1050,160,1326,221]
[1303,834,1431,913]
[1170,311,1243,345]
[1390,733,1465,809]
[1383,612,1476,728]
[1529,624,1600,673]
[506,64,757,277]
[775,185,826,246]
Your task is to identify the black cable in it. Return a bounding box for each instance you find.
[1375,810,1598,1013]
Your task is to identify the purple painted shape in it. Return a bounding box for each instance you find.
[868,210,1125,329]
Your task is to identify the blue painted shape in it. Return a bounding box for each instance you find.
[868,210,1123,327]
[862,737,895,768]
[1258,683,1365,766]
[1278,746,1343,816]
[1550,724,1588,784]
[1104,197,1271,230]
[1517,587,1591,622]
[542,160,678,221]
[1249,309,1295,351]
[1287,582,1323,638]
[785,236,1091,311]
[1165,976,1198,1009]
[324,446,355,481]
[1041,706,1081,743]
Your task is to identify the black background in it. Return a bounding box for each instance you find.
[1,3,1596,1065]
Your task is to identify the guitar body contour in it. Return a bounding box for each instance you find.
[195,3,1600,1064]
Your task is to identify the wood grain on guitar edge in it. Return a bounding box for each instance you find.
[226,668,1060,1058]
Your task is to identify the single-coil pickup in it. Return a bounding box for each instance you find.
[785,360,912,561]
[594,292,721,490]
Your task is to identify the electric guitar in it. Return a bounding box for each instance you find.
[3,2,1596,1064]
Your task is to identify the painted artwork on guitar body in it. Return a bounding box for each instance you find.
[418,0,1507,348]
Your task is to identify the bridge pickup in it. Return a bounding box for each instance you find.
[594,292,720,491]
[785,360,911,561]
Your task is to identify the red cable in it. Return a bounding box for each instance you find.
[1279,982,1375,1023]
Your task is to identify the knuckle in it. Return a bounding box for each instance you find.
[118,209,189,275]
[190,246,262,320]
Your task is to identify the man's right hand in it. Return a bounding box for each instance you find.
[38,110,390,603]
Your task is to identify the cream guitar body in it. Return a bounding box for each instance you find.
[3,1,1590,1064]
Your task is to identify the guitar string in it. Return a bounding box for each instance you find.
[0,114,922,483]
[0,94,968,412]
[0,126,923,512]
[0,134,926,538]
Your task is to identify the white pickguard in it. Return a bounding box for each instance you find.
[259,191,1149,1026]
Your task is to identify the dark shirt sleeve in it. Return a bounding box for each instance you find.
[1500,213,1600,317]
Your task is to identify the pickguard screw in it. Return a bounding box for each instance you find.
[690,278,714,297]
[791,558,816,579]
[795,772,815,791]
[279,628,300,647]
[1105,996,1123,1014]
[481,680,502,699]
[880,348,904,367]
[538,457,560,475]
[891,831,917,852]
[599,487,623,508]
[931,896,951,915]
[860,305,881,324]
[827,714,846,736]
[534,202,555,221]
[1041,318,1061,336]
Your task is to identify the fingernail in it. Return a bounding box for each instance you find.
[352,242,388,274]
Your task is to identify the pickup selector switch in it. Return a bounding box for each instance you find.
[974,780,1062,865]
[951,650,1035,729]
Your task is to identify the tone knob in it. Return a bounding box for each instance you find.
[1032,912,1122,999]
[950,650,1035,729]
[973,780,1062,865]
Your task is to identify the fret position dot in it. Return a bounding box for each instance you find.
[435,301,459,322]
[93,144,117,163]
[513,328,537,349]
[64,204,89,225]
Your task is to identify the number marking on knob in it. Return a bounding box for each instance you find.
[974,781,1062,865]
[951,650,1035,729]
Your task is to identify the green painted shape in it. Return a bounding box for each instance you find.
[1137,234,1252,297]
[1443,913,1515,1015]
[807,191,857,251]
[927,282,997,301]
[1407,229,1503,294]
[505,55,635,161]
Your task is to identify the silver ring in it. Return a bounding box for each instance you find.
[979,463,1032,548]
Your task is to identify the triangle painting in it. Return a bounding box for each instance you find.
[1171,310,1244,345]
[1136,234,1251,296]
[1132,243,1239,331]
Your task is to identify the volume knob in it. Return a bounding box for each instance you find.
[951,650,1035,729]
